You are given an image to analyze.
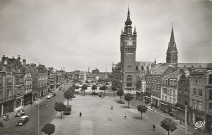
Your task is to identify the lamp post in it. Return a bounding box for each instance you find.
[185,104,188,135]
[37,98,41,135]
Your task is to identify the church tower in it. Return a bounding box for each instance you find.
[166,26,178,68]
[120,7,137,91]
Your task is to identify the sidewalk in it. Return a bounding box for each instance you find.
[0,83,66,122]
[0,102,32,122]
[130,97,196,134]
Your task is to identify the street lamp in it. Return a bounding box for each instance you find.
[185,104,188,135]
[36,98,41,135]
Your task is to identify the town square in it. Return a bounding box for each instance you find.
[0,0,212,135]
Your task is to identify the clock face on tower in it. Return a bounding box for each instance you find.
[127,40,133,46]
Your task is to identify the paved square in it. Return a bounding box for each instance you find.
[51,94,168,135]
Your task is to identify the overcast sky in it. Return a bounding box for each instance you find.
[0,0,211,72]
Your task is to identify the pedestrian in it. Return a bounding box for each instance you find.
[124,114,126,119]
[111,105,113,110]
[79,112,82,118]
[153,124,155,131]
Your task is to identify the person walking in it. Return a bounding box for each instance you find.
[79,112,82,118]
[111,105,113,110]
[153,124,155,131]
[124,114,126,119]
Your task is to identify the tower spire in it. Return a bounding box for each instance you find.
[170,25,175,43]
[128,6,130,17]
[166,25,178,66]
[125,6,132,26]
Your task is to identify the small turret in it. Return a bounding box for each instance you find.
[133,26,137,35]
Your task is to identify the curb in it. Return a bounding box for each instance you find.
[148,108,193,134]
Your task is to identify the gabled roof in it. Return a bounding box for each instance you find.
[151,63,173,75]
[163,70,181,79]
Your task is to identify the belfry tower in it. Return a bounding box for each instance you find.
[120,7,137,91]
[166,26,178,68]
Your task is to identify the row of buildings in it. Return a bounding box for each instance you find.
[0,55,66,116]
[67,68,109,85]
[111,8,212,133]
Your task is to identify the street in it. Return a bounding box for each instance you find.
[0,84,69,135]
[0,85,193,135]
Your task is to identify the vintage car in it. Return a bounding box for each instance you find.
[16,116,29,126]
[63,105,72,115]
[15,110,26,117]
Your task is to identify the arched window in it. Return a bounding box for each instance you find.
[127,75,132,82]
[136,65,138,70]
[147,66,149,71]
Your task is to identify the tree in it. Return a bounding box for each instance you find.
[68,86,75,93]
[124,93,133,108]
[137,105,148,119]
[41,123,55,135]
[116,90,124,101]
[111,86,117,98]
[54,102,66,119]
[161,118,177,135]
[81,84,88,96]
[64,90,74,105]
[112,80,122,89]
[101,85,107,97]
[92,85,97,93]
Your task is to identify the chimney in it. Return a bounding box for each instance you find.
[16,55,21,64]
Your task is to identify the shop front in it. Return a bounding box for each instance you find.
[160,101,169,113]
[136,91,141,99]
[15,96,24,110]
[144,96,151,104]
[24,92,32,105]
[206,114,212,133]
[177,107,185,120]
[151,97,160,108]
[190,110,205,125]
[32,92,37,101]
[136,91,144,101]
[3,99,15,114]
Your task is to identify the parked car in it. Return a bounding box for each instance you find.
[117,100,125,104]
[15,110,26,117]
[92,92,98,95]
[63,105,72,115]
[46,94,51,99]
[16,116,29,126]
